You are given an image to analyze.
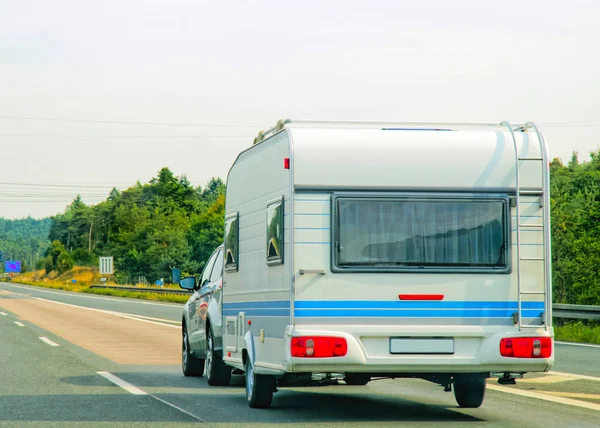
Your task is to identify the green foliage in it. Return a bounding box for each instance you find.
[43,256,53,274]
[551,151,600,305]
[57,252,74,274]
[47,168,226,282]
[71,248,95,266]
[0,217,51,272]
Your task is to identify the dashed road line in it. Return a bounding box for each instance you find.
[39,336,60,347]
[97,371,147,395]
[0,312,6,316]
[14,321,24,327]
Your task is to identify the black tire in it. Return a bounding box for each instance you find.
[245,359,275,408]
[344,373,371,386]
[454,376,487,408]
[206,328,232,386]
[182,327,205,377]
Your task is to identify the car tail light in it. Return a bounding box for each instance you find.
[291,336,348,358]
[500,337,552,358]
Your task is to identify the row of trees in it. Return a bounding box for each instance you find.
[46,167,225,282]
[550,152,600,305]
[0,217,51,272]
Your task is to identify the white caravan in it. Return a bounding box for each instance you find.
[217,119,553,408]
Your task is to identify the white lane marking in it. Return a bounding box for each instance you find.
[0,312,7,316]
[488,383,600,412]
[111,312,180,324]
[147,392,206,423]
[548,371,600,382]
[97,371,147,395]
[14,321,24,327]
[39,337,60,347]
[96,372,206,421]
[556,341,600,349]
[26,295,179,329]
[0,283,184,308]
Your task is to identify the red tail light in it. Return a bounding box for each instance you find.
[291,336,348,358]
[500,337,552,358]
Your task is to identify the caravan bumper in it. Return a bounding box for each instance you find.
[282,325,554,374]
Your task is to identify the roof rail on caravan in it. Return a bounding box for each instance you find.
[251,119,534,145]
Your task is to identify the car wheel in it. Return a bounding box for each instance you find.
[206,328,232,386]
[344,373,371,386]
[245,359,275,408]
[454,376,486,408]
[182,327,205,377]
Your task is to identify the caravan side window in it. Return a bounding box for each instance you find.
[266,197,284,265]
[224,212,239,272]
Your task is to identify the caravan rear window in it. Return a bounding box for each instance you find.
[332,195,510,273]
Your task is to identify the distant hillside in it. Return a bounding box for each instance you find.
[0,217,51,271]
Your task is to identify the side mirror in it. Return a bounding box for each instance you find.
[179,276,196,291]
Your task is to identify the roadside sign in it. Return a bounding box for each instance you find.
[99,257,114,275]
[5,261,21,273]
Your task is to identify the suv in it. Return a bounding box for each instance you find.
[179,245,231,385]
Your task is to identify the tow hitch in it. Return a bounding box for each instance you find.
[493,372,523,385]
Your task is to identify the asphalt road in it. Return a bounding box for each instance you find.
[1,281,599,427]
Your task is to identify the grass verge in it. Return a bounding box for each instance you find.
[83,287,189,304]
[554,322,600,345]
[10,278,189,304]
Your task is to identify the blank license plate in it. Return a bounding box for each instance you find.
[389,338,454,354]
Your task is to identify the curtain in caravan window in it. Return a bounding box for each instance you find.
[337,198,506,268]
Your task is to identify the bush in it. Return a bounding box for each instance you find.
[44,256,54,274]
[71,248,95,266]
[57,252,74,274]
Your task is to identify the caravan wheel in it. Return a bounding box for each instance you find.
[245,360,275,408]
[454,376,486,408]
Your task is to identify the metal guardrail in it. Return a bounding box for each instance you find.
[552,304,600,320]
[89,285,191,295]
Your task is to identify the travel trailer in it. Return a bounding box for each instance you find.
[180,119,553,409]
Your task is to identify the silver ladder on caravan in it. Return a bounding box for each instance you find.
[502,121,550,331]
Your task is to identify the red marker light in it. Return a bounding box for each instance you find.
[247,319,251,326]
[399,294,444,301]
[284,158,290,169]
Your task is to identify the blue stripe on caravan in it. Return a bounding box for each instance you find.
[294,309,543,318]
[293,301,545,310]
[223,300,290,310]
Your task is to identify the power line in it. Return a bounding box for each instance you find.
[0,182,128,189]
[540,124,600,128]
[539,119,600,126]
[0,115,262,128]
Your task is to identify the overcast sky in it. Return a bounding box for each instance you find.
[1,0,599,219]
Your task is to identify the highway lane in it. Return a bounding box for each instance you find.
[1,282,600,427]
[0,295,198,427]
[0,282,184,322]
[2,281,599,378]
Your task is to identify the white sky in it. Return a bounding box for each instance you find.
[1,0,599,219]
